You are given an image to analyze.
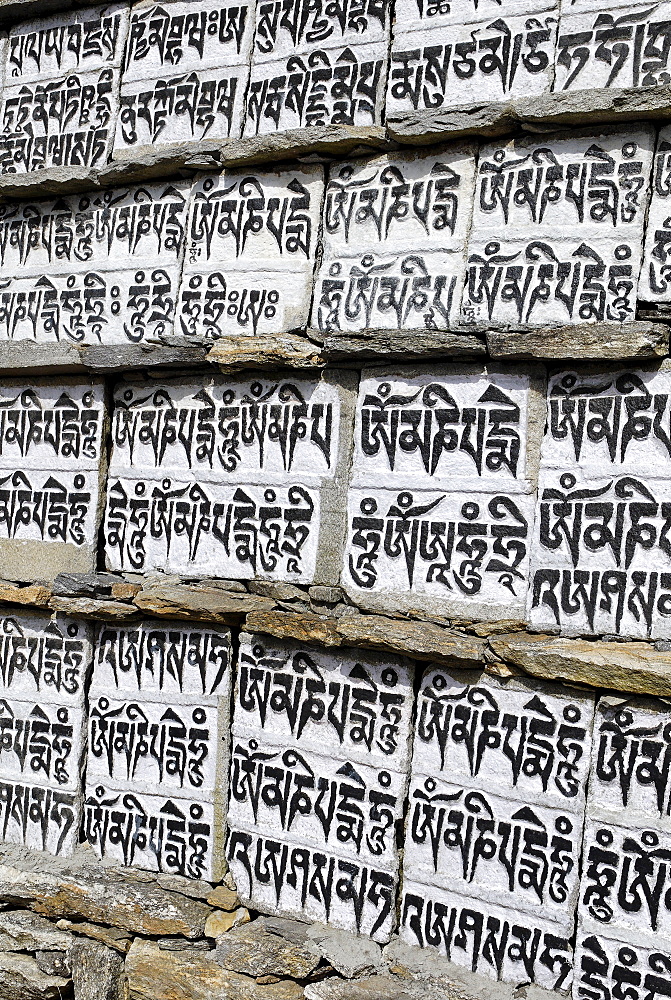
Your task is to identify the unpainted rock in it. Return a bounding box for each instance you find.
[306,925,385,979]
[215,916,320,979]
[0,952,70,999]
[70,939,124,1000]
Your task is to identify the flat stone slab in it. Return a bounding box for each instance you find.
[486,322,669,359]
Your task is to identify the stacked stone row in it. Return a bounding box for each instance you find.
[0,607,661,1000]
[2,126,671,346]
[0,0,669,168]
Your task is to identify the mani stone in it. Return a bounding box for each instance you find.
[0,379,106,583]
[641,125,671,304]
[106,371,356,587]
[529,365,671,639]
[85,620,233,880]
[341,364,544,623]
[115,0,255,153]
[312,146,476,334]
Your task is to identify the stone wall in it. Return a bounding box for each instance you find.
[0,1,668,999]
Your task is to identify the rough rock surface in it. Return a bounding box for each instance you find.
[0,952,70,999]
[48,596,141,620]
[0,864,211,938]
[0,582,51,608]
[485,322,669,360]
[70,939,124,1000]
[306,925,385,979]
[319,329,486,361]
[207,335,325,370]
[55,919,132,953]
[134,584,275,624]
[215,917,320,979]
[0,911,72,952]
[245,610,486,665]
[124,940,305,1000]
[491,632,671,695]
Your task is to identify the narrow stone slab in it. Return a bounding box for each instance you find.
[486,321,669,359]
[387,105,517,143]
[134,584,276,624]
[490,632,671,695]
[206,335,325,370]
[0,952,70,999]
[319,330,486,360]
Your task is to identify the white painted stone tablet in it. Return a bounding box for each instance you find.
[472,130,654,239]
[573,934,671,1000]
[387,14,557,115]
[395,0,557,26]
[0,380,106,582]
[461,236,641,327]
[0,5,129,172]
[554,2,671,93]
[227,633,414,940]
[640,128,671,303]
[105,372,355,584]
[115,0,255,151]
[0,183,189,345]
[254,0,390,55]
[178,167,323,338]
[0,612,92,857]
[400,880,574,991]
[401,666,592,987]
[85,621,232,879]
[244,42,387,135]
[312,147,476,332]
[415,668,595,809]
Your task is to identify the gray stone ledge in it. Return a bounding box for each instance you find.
[316,329,487,361]
[387,104,517,144]
[0,340,211,375]
[206,334,326,371]
[485,321,670,360]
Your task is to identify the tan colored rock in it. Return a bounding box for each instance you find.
[0,952,70,999]
[0,911,71,952]
[215,918,320,979]
[111,581,142,600]
[335,615,486,666]
[486,321,668,361]
[135,584,275,624]
[48,596,141,620]
[245,611,342,647]
[206,886,240,911]
[124,940,304,1000]
[207,334,324,371]
[490,632,671,695]
[0,865,211,939]
[55,919,132,954]
[205,908,250,938]
[70,939,124,1000]
[0,582,51,608]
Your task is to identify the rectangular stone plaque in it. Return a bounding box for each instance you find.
[0,4,130,172]
[85,621,232,879]
[395,0,557,26]
[105,372,355,584]
[115,0,255,151]
[400,881,574,991]
[0,379,106,582]
[573,934,671,1000]
[640,127,671,303]
[178,166,323,338]
[529,366,671,638]
[401,666,594,987]
[227,633,414,941]
[312,146,476,333]
[0,611,92,856]
[387,13,557,115]
[554,2,671,93]
[0,182,190,345]
[462,129,654,327]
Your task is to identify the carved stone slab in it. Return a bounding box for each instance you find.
[401,666,594,987]
[462,129,654,328]
[640,126,671,303]
[105,372,355,585]
[244,0,390,135]
[312,147,476,333]
[341,364,544,620]
[401,881,574,992]
[0,4,129,172]
[554,2,671,93]
[178,167,323,338]
[227,633,414,941]
[85,621,232,880]
[115,1,255,152]
[395,0,558,26]
[0,379,106,583]
[0,611,92,857]
[387,12,557,115]
[0,182,190,345]
[573,934,671,1000]
[529,366,671,638]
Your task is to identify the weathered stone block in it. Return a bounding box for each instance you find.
[462,128,654,328]
[387,11,557,116]
[114,0,255,154]
[573,935,671,1000]
[640,125,671,304]
[312,146,476,334]
[341,364,544,621]
[227,633,414,941]
[85,620,232,879]
[177,166,323,338]
[0,5,129,173]
[105,372,355,585]
[529,365,671,638]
